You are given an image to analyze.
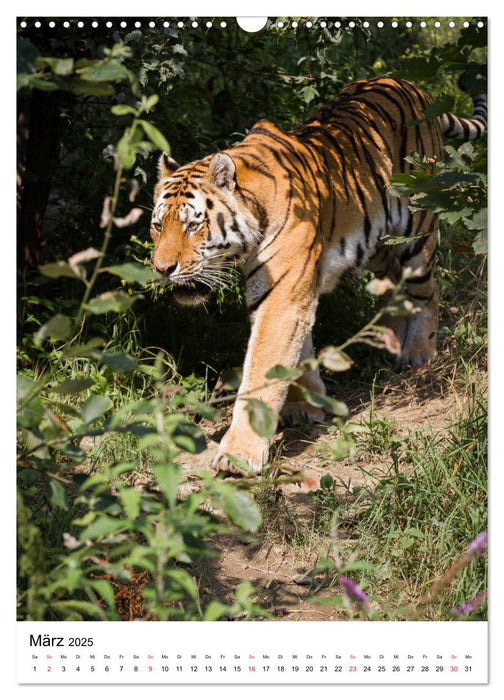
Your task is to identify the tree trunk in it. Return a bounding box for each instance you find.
[17,89,59,269]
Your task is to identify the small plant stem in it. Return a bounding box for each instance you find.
[74,118,140,331]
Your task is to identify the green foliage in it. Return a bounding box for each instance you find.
[389,143,487,255]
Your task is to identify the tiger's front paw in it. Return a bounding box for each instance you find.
[212,432,269,475]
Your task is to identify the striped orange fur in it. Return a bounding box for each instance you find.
[150,77,486,474]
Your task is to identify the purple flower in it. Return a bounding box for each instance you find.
[466,532,487,559]
[451,591,487,617]
[338,575,370,608]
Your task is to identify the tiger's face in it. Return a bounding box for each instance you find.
[150,152,261,305]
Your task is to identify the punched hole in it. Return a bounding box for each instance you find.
[237,17,268,33]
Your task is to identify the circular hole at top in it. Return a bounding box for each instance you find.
[237,17,268,33]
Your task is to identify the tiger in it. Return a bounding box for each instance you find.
[149,76,487,475]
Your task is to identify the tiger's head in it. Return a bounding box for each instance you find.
[150,152,261,306]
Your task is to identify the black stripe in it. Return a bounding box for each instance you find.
[316,127,350,200]
[400,233,428,264]
[406,269,433,285]
[247,270,288,313]
[233,151,276,180]
[351,96,398,132]
[238,186,269,232]
[446,113,456,136]
[408,290,436,303]
[354,131,390,222]
[216,212,227,239]
[355,242,364,267]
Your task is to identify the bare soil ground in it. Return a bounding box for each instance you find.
[173,361,467,620]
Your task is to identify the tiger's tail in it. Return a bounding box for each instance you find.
[439,94,487,140]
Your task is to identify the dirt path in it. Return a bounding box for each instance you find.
[174,364,465,620]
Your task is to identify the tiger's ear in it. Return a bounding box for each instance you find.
[207,153,236,191]
[158,152,180,179]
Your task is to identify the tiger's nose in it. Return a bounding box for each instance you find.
[155,262,178,276]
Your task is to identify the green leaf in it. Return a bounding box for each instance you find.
[116,135,137,169]
[52,378,95,395]
[214,483,262,532]
[35,56,74,76]
[167,568,199,600]
[28,77,59,92]
[342,561,376,573]
[47,478,69,509]
[77,58,130,82]
[220,368,242,390]
[58,442,86,463]
[203,600,229,621]
[463,208,487,232]
[61,338,105,359]
[318,346,353,372]
[329,435,351,461]
[391,55,442,81]
[265,365,302,381]
[80,395,113,425]
[298,387,349,417]
[244,398,278,438]
[50,600,105,619]
[106,262,160,285]
[111,104,137,116]
[300,84,319,105]
[89,579,117,609]
[118,486,141,520]
[39,261,84,280]
[17,375,44,428]
[472,230,487,255]
[320,474,334,490]
[407,94,455,126]
[403,528,425,539]
[144,94,159,112]
[99,352,138,371]
[34,314,73,345]
[84,291,139,314]
[152,463,182,508]
[79,515,128,541]
[138,120,171,153]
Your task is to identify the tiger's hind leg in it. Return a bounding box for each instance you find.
[369,209,439,367]
[394,209,439,366]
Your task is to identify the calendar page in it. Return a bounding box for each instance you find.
[15,4,490,691]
